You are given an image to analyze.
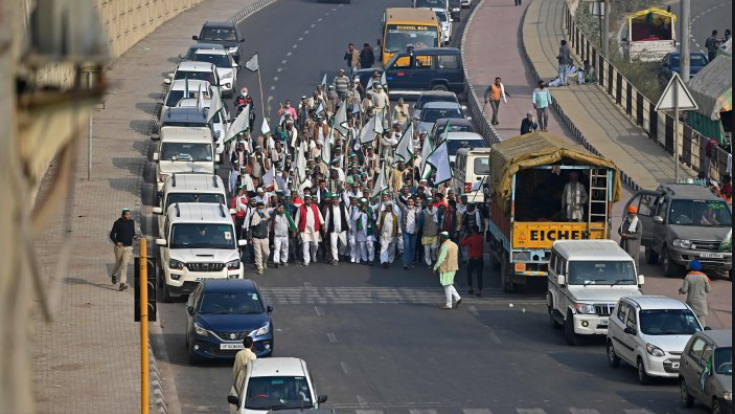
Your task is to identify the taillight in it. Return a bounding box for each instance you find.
[465,182,472,194]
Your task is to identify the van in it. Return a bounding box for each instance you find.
[452,148,492,203]
[384,48,465,98]
[547,240,644,346]
[156,203,246,302]
[153,127,219,192]
[443,131,487,164]
[153,174,229,237]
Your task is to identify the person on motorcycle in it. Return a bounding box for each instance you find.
[235,87,256,131]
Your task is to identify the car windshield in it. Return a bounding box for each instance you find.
[440,124,472,135]
[567,261,638,285]
[670,54,708,67]
[161,121,208,128]
[174,70,215,84]
[199,27,237,42]
[385,25,439,53]
[193,53,230,68]
[417,95,458,109]
[448,139,487,155]
[170,223,236,249]
[436,11,448,22]
[415,0,445,7]
[669,199,732,227]
[166,193,225,210]
[474,158,491,175]
[199,291,264,315]
[639,309,702,336]
[715,347,732,375]
[160,143,212,162]
[245,376,314,410]
[422,108,463,123]
[165,89,209,107]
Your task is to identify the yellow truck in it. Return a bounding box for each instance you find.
[486,132,623,292]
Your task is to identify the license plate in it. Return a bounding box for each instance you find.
[220,344,245,351]
[700,253,725,259]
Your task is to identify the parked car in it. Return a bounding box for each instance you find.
[153,174,228,237]
[452,148,491,203]
[430,118,474,146]
[185,279,274,364]
[444,131,487,163]
[660,52,709,82]
[433,8,452,45]
[547,240,644,346]
[193,21,245,63]
[680,330,732,414]
[192,48,238,97]
[624,183,733,279]
[384,48,465,98]
[412,91,461,127]
[607,296,704,385]
[449,0,462,21]
[417,101,467,135]
[228,358,328,414]
[179,42,226,62]
[165,61,221,89]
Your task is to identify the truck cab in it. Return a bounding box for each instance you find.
[547,240,644,346]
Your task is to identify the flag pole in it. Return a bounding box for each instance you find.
[257,64,267,126]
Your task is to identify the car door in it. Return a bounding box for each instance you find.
[610,302,631,361]
[386,56,413,91]
[186,285,202,338]
[618,304,639,363]
[683,337,707,398]
[437,54,461,90]
[652,195,670,251]
[625,191,661,247]
[411,55,436,90]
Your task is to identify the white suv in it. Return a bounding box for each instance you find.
[156,203,246,302]
[154,127,219,192]
[153,174,229,237]
[192,49,238,98]
[548,240,645,346]
[607,296,704,385]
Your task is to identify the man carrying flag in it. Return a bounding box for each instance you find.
[272,203,297,268]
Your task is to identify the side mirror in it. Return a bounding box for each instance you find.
[227,395,240,406]
[192,35,199,41]
[163,78,172,85]
[155,238,167,247]
[624,327,636,335]
[653,216,664,224]
[317,395,328,404]
[186,306,195,316]
[152,207,164,215]
[638,275,645,286]
[557,275,566,287]
[238,239,248,247]
[232,62,238,68]
[156,99,165,106]
[704,326,713,331]
[239,38,245,43]
[153,152,160,161]
[267,305,274,314]
[178,53,185,60]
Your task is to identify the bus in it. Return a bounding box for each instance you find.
[380,8,441,67]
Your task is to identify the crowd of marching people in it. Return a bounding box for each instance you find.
[223,66,486,285]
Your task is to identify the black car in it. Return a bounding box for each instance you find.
[449,0,462,21]
[193,22,244,63]
[185,279,274,364]
[430,117,475,145]
[384,48,466,99]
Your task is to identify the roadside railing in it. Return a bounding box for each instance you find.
[565,6,731,183]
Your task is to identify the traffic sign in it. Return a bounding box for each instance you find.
[655,72,699,112]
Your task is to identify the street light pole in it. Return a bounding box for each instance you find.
[681,0,691,80]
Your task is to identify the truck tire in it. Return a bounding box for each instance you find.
[500,254,516,293]
[564,312,580,346]
[645,247,659,265]
[662,246,684,278]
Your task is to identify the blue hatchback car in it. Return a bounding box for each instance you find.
[185,279,274,364]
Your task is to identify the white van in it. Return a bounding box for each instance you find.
[452,148,491,203]
[156,203,246,302]
[153,174,229,237]
[153,127,219,192]
[547,240,645,346]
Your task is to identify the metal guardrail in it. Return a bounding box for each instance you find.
[565,6,731,183]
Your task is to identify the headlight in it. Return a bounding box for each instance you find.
[673,239,692,249]
[723,392,732,401]
[251,323,270,337]
[574,303,596,314]
[222,72,234,80]
[170,259,185,270]
[646,343,666,357]
[194,323,209,337]
[226,259,241,270]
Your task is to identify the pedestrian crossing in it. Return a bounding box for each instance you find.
[260,286,547,306]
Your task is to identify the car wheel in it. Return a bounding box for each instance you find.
[637,358,652,385]
[607,341,621,368]
[680,379,695,408]
[564,312,580,346]
[713,398,722,414]
[645,247,660,265]
[662,246,684,278]
[549,306,562,330]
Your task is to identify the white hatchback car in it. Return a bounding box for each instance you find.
[607,296,704,385]
[228,358,328,414]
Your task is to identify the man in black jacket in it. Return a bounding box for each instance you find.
[359,43,375,70]
[109,208,137,291]
[323,195,351,265]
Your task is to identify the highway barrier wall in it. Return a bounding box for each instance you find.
[564,5,731,183]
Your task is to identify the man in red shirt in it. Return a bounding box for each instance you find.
[461,227,485,297]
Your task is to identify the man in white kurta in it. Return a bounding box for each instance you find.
[295,195,324,266]
[378,201,401,267]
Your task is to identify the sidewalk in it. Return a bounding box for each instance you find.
[522,0,695,191]
[464,0,569,141]
[31,0,274,413]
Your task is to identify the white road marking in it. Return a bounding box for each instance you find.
[355,396,369,409]
[270,86,276,91]
[569,409,600,414]
[410,410,438,414]
[463,409,492,414]
[305,30,310,35]
[292,44,298,49]
[624,410,655,414]
[287,52,293,57]
[340,361,350,374]
[298,37,304,42]
[311,23,316,28]
[488,330,503,345]
[273,76,279,82]
[468,306,479,316]
[277,68,283,73]
[314,306,323,316]
[356,411,383,414]
[281,60,287,65]
[517,410,546,414]
[318,18,323,22]
[327,332,338,344]
[304,282,313,288]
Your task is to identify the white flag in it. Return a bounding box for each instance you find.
[333,103,349,137]
[245,54,259,72]
[371,167,389,198]
[360,116,378,145]
[316,102,325,117]
[395,123,414,165]
[425,141,453,184]
[225,104,250,144]
[296,148,307,182]
[262,164,276,189]
[366,76,374,91]
[207,91,224,123]
[321,127,333,166]
[261,118,271,136]
[420,134,433,177]
[197,84,205,110]
[374,109,385,134]
[380,71,388,88]
[321,73,328,88]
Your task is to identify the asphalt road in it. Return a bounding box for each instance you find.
[151,2,731,414]
[669,0,732,54]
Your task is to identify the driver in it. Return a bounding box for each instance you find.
[700,206,720,226]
